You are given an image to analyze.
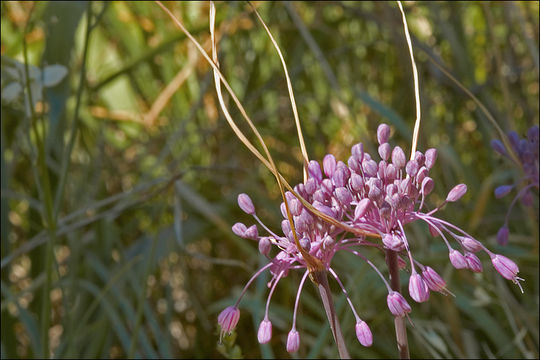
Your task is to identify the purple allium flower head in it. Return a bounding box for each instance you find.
[387,291,411,317]
[355,320,373,347]
[286,329,300,353]
[218,306,240,339]
[257,319,272,344]
[409,272,430,302]
[223,122,525,350]
[238,193,255,215]
[446,184,467,202]
[491,126,539,244]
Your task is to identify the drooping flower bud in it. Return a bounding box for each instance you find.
[258,237,271,256]
[363,159,378,177]
[425,148,438,169]
[449,249,468,269]
[460,237,482,252]
[286,329,300,353]
[387,291,411,317]
[232,222,247,237]
[377,124,391,145]
[238,193,255,214]
[244,225,258,240]
[422,266,446,292]
[497,226,509,246]
[409,272,430,302]
[494,185,513,198]
[355,320,373,347]
[257,319,272,344]
[446,184,467,202]
[490,254,521,282]
[465,252,483,273]
[218,306,240,336]
[421,177,434,195]
[392,146,406,169]
[323,154,337,178]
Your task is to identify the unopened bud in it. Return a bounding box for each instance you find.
[446,184,467,202]
[409,272,430,303]
[238,193,255,214]
[257,319,272,344]
[286,329,300,353]
[355,320,373,347]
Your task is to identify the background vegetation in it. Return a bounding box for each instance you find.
[1,1,538,358]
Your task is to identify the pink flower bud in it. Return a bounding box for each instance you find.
[425,148,438,169]
[449,249,468,269]
[335,187,352,206]
[232,222,247,237]
[446,184,467,202]
[460,237,482,252]
[351,142,365,161]
[422,266,446,292]
[323,154,337,178]
[305,178,317,195]
[387,291,411,317]
[392,146,406,169]
[409,273,430,302]
[308,160,323,183]
[405,160,419,177]
[355,320,373,347]
[258,237,271,255]
[378,143,391,161]
[497,226,509,246]
[465,252,483,272]
[421,177,434,195]
[218,306,240,335]
[491,254,520,281]
[350,173,364,192]
[383,233,405,252]
[286,329,300,353]
[494,185,513,198]
[244,225,258,240]
[257,319,272,344]
[238,193,255,214]
[377,124,391,144]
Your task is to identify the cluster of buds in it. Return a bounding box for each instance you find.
[218,123,524,352]
[491,125,539,245]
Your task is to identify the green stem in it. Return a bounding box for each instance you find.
[386,250,410,359]
[312,270,350,359]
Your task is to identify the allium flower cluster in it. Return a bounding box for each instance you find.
[218,123,525,351]
[491,125,539,245]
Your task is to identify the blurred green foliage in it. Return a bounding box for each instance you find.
[1,1,538,359]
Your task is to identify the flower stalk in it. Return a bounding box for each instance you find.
[386,249,410,359]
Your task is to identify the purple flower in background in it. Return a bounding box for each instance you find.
[491,126,539,244]
[219,123,525,351]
